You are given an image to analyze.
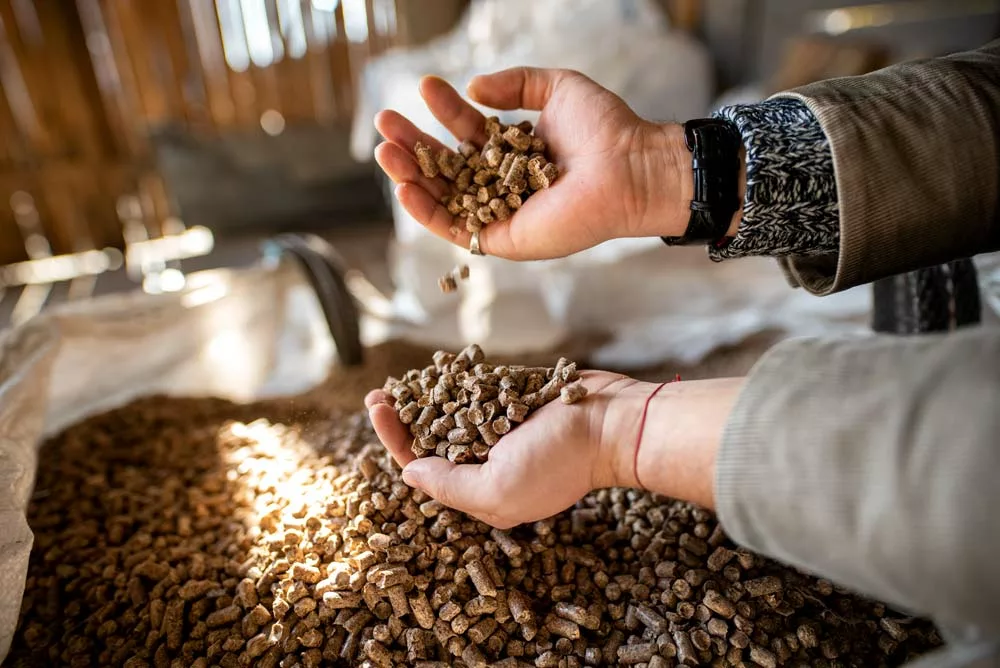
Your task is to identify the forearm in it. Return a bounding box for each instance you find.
[717,329,1000,636]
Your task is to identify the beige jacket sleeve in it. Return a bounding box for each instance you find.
[772,40,1000,295]
[716,42,1000,668]
[717,330,1000,665]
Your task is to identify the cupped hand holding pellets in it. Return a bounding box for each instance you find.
[366,366,633,529]
[374,68,703,260]
[367,344,745,529]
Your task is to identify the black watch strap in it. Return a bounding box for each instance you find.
[662,119,742,246]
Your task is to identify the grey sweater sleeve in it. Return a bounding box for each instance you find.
[716,329,1000,648]
[710,98,840,261]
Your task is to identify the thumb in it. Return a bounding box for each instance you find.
[468,67,576,111]
[402,457,495,516]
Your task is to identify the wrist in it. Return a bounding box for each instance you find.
[636,123,691,238]
[593,379,655,490]
[639,122,747,240]
[599,377,745,510]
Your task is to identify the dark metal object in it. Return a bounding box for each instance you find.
[871,259,981,334]
[264,233,364,366]
[154,127,390,234]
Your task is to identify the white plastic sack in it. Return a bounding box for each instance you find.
[0,260,337,660]
[352,0,726,362]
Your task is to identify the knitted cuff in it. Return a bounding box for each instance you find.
[709,98,839,261]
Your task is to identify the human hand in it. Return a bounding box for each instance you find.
[365,371,639,528]
[366,370,745,528]
[373,67,695,260]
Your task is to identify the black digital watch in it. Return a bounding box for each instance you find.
[661,118,742,246]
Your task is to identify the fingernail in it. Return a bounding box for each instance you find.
[393,183,405,200]
[401,467,420,488]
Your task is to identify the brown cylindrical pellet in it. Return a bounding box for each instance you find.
[407,591,434,630]
[690,628,711,652]
[674,629,698,666]
[462,642,488,668]
[555,602,599,631]
[703,590,736,618]
[617,642,656,664]
[707,546,735,571]
[447,427,476,445]
[750,644,778,668]
[796,623,819,649]
[745,576,783,597]
[490,528,522,559]
[503,155,528,189]
[414,142,439,178]
[633,604,667,634]
[560,383,588,405]
[488,198,511,221]
[475,205,494,224]
[502,126,532,152]
[507,590,534,625]
[506,402,529,423]
[436,148,460,180]
[545,617,580,640]
[466,559,498,597]
[477,422,499,446]
[437,275,457,294]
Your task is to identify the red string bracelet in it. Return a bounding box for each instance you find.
[633,374,681,490]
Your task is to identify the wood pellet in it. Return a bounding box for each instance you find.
[9,369,940,667]
[384,345,588,464]
[438,265,469,294]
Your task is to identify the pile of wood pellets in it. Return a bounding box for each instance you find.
[9,356,939,667]
[384,344,587,464]
[415,116,558,235]
[415,115,560,293]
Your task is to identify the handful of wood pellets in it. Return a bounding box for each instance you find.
[383,344,587,464]
[415,116,560,293]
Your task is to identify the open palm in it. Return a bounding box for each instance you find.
[374,68,685,260]
[365,370,636,528]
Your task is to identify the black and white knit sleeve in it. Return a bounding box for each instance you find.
[707,98,839,261]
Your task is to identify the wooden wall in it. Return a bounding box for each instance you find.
[0,0,409,265]
[0,0,129,264]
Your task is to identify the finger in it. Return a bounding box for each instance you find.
[368,402,416,468]
[468,67,573,111]
[394,182,463,242]
[364,389,389,410]
[420,75,488,146]
[395,183,528,260]
[374,142,450,201]
[374,110,448,155]
[401,456,496,515]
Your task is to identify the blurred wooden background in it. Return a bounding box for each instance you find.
[0,0,433,267]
